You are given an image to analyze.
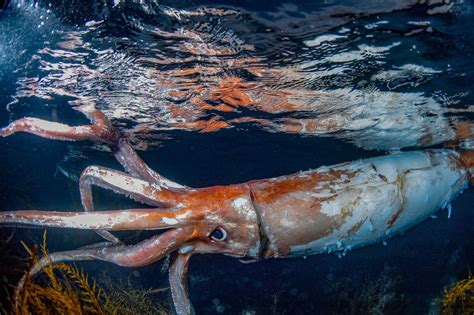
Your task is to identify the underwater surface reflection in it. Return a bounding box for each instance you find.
[0,0,473,314]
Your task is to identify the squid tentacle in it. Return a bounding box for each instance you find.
[169,252,194,315]
[15,227,194,303]
[78,165,187,243]
[0,109,190,241]
[79,165,184,210]
[79,166,128,244]
[0,105,186,189]
[0,208,194,231]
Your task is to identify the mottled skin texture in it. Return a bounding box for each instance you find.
[0,106,473,314]
[250,150,472,258]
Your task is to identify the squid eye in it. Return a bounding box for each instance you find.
[210,227,227,241]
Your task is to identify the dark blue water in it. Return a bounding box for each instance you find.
[1,0,473,314]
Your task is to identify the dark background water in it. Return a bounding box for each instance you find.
[1,0,473,314]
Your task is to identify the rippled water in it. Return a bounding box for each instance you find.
[4,0,474,151]
[1,0,473,314]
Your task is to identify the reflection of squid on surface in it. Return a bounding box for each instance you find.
[158,57,472,151]
[0,105,473,314]
[174,75,471,150]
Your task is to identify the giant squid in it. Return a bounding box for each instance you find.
[0,105,473,314]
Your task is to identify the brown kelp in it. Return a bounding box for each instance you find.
[441,274,474,314]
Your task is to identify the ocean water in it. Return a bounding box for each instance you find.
[0,0,473,314]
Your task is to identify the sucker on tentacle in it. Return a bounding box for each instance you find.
[0,108,473,315]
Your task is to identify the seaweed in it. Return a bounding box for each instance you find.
[98,272,169,315]
[7,231,115,314]
[441,274,474,315]
[322,265,407,315]
[3,231,169,315]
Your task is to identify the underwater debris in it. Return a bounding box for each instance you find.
[4,231,169,315]
[211,298,226,314]
[270,289,286,315]
[441,274,474,314]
